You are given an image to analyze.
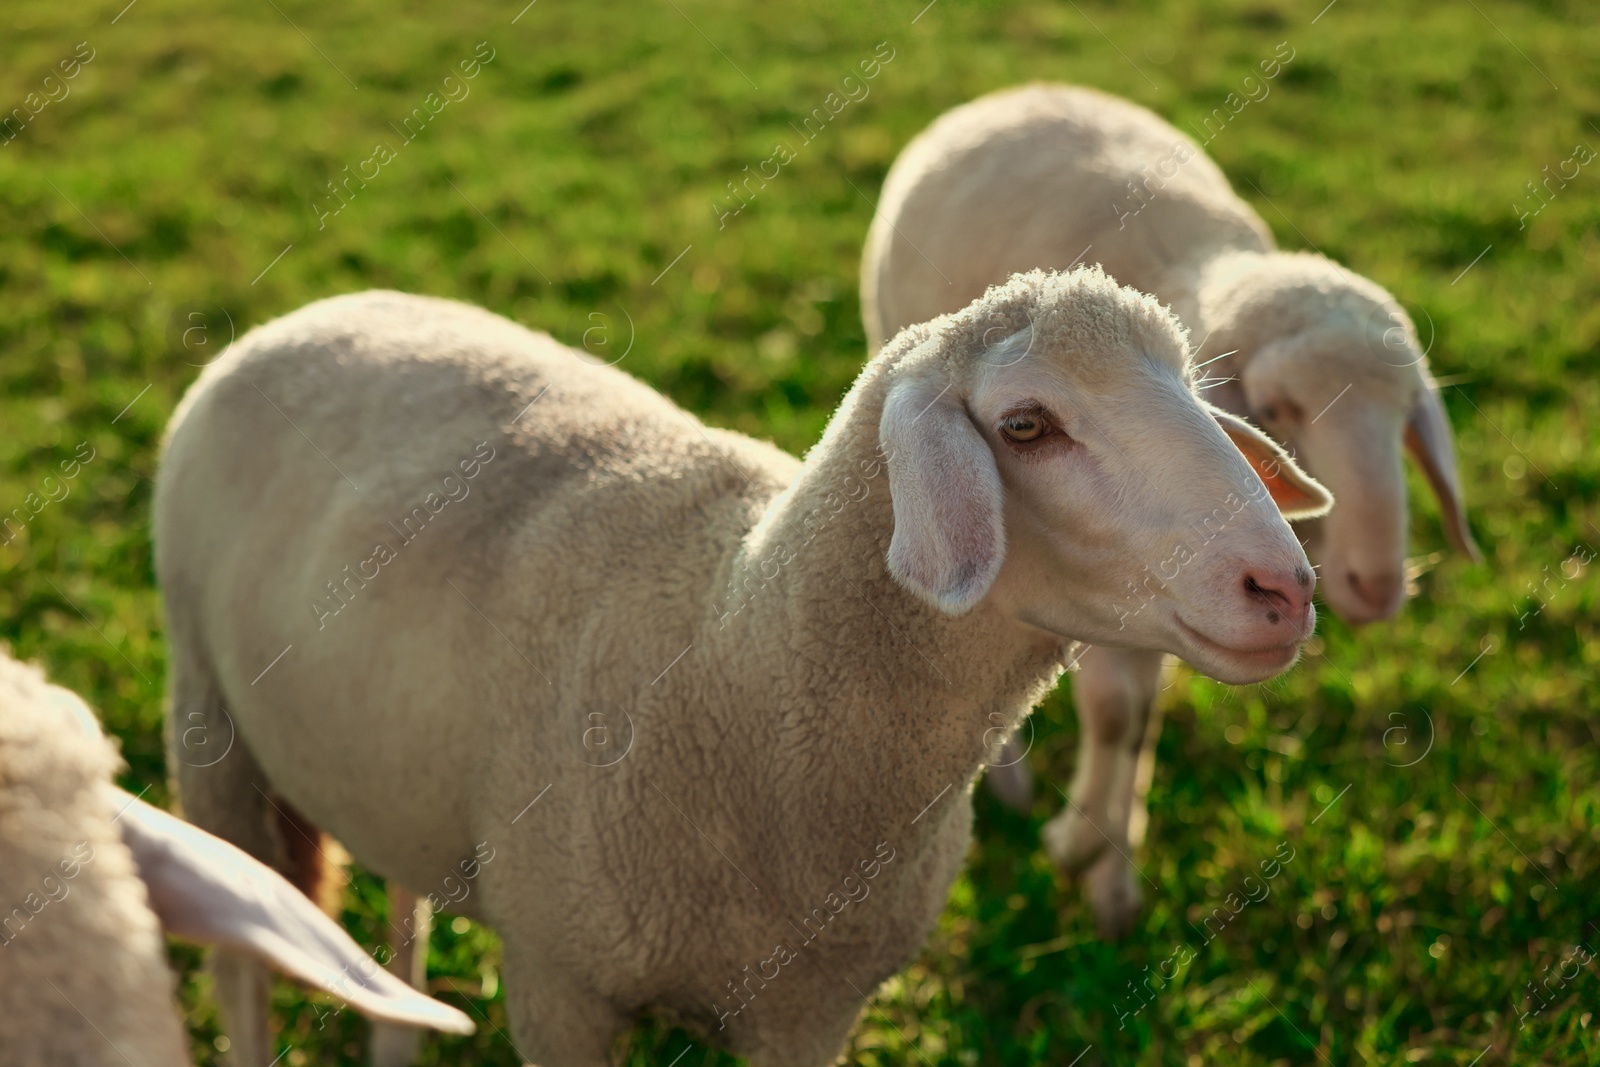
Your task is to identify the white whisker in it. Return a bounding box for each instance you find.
[1192,348,1239,370]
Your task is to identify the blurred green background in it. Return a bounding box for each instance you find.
[2,0,1597,1063]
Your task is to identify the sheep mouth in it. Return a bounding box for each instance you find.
[1174,618,1302,681]
[1325,595,1403,627]
[1330,606,1396,626]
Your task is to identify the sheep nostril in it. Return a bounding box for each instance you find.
[1245,575,1286,609]
[1243,571,1309,622]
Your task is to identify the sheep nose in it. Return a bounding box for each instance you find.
[1346,569,1402,614]
[1242,566,1314,625]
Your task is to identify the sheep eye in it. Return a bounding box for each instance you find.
[1256,398,1304,425]
[1001,413,1047,442]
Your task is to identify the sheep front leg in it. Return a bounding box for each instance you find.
[211,950,274,1067]
[1041,646,1166,938]
[168,652,284,1067]
[370,884,432,1067]
[1080,695,1168,933]
[982,735,1036,812]
[501,940,628,1067]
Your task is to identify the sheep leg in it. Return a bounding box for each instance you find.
[166,640,283,1066]
[1127,698,1166,853]
[1079,723,1148,939]
[502,943,628,1067]
[1078,695,1169,934]
[370,884,433,1067]
[1041,646,1165,937]
[981,735,1036,812]
[208,950,274,1067]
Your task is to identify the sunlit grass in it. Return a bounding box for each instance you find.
[1,0,1595,1063]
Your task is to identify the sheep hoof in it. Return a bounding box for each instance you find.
[1085,854,1144,941]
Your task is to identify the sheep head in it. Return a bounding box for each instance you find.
[877,267,1330,686]
[1213,254,1479,624]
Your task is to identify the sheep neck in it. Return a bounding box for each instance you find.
[714,360,1065,838]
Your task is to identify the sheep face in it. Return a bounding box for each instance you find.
[879,270,1332,686]
[1236,304,1478,624]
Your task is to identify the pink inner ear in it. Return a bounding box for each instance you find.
[115,789,475,1035]
[1249,452,1318,514]
[1210,411,1330,520]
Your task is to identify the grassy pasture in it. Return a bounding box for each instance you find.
[1,0,1596,1063]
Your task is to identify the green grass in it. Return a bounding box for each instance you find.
[2,0,1597,1063]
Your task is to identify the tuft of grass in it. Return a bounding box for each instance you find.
[2,0,1596,1063]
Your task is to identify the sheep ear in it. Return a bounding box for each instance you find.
[880,372,1005,614]
[1206,404,1333,520]
[1404,377,1481,561]
[114,789,475,1036]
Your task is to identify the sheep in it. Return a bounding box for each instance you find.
[0,648,474,1067]
[860,83,1478,936]
[152,271,1330,1067]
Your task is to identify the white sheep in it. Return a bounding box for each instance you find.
[153,271,1329,1067]
[861,83,1478,935]
[0,648,473,1066]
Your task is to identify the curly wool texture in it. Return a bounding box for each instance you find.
[0,651,188,1067]
[878,264,1194,388]
[1195,249,1422,397]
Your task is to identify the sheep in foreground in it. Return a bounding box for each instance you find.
[154,271,1329,1067]
[861,83,1478,935]
[0,649,474,1067]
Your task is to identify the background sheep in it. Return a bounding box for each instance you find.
[861,83,1480,935]
[154,271,1327,1067]
[0,648,473,1067]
